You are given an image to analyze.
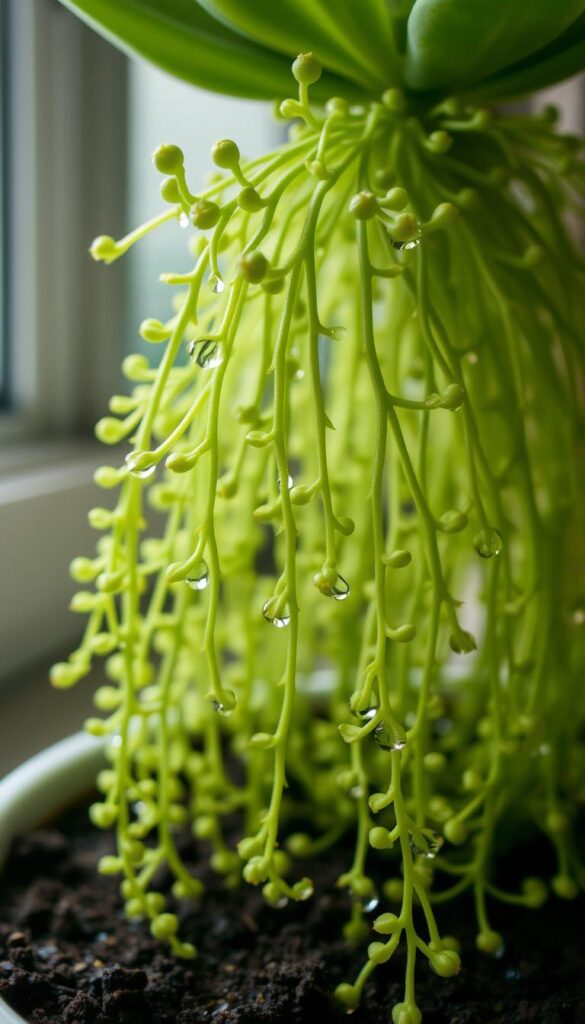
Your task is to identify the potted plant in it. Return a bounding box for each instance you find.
[1,3,584,1022]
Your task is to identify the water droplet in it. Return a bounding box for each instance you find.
[473,528,503,558]
[210,274,225,294]
[273,895,289,909]
[185,562,209,591]
[178,212,189,229]
[351,705,377,722]
[373,724,406,752]
[277,473,294,491]
[294,368,305,381]
[410,830,443,860]
[212,1001,230,1016]
[360,893,379,913]
[350,784,365,799]
[125,452,156,479]
[345,1009,357,1016]
[505,967,521,981]
[321,574,350,601]
[189,339,223,369]
[262,600,291,628]
[211,700,230,716]
[391,237,420,251]
[328,325,348,339]
[572,608,585,625]
[296,881,313,901]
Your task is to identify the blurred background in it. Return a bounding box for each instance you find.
[0,0,582,774]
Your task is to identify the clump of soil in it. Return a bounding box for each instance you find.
[0,803,583,1023]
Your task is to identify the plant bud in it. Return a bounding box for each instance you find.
[152,143,184,175]
[292,52,322,85]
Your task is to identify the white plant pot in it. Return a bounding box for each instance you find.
[0,733,105,1024]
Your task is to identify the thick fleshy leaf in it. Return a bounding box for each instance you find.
[196,0,401,94]
[405,0,585,92]
[57,0,361,100]
[464,14,585,101]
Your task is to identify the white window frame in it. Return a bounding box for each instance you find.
[0,0,127,681]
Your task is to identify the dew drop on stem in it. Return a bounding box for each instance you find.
[410,829,444,859]
[321,574,350,600]
[210,274,225,294]
[473,528,503,558]
[351,705,377,722]
[262,601,291,628]
[188,340,223,369]
[125,453,156,480]
[185,561,209,591]
[178,212,189,228]
[391,237,420,251]
[373,723,406,752]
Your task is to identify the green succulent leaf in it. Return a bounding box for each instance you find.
[405,0,585,93]
[57,0,359,99]
[463,14,585,101]
[195,0,401,94]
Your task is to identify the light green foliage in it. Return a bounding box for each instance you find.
[54,60,584,1019]
[58,0,585,102]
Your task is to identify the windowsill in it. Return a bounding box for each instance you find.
[0,439,106,681]
[0,435,101,480]
[0,663,95,779]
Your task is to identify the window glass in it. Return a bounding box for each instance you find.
[126,63,277,349]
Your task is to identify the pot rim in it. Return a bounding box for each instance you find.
[0,732,105,1024]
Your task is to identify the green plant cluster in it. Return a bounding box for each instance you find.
[52,58,584,1021]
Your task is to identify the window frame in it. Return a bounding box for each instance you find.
[0,0,127,681]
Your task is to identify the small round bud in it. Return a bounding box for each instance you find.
[238,251,268,283]
[384,187,409,211]
[139,318,171,343]
[349,191,379,220]
[191,199,221,229]
[97,855,122,876]
[429,202,459,230]
[369,826,394,850]
[90,235,118,263]
[438,509,468,533]
[392,1003,422,1024]
[325,97,349,117]
[243,856,269,885]
[391,213,419,242]
[89,802,117,828]
[423,752,446,774]
[522,877,547,909]
[150,913,179,940]
[476,929,504,955]
[193,815,216,840]
[382,88,406,113]
[49,662,84,689]
[426,130,452,154]
[383,878,404,902]
[429,949,461,977]
[334,983,359,1011]
[159,176,181,204]
[238,186,264,212]
[443,818,468,845]
[292,52,322,86]
[385,549,412,569]
[374,912,399,935]
[145,892,166,915]
[368,941,393,964]
[545,810,567,834]
[552,873,578,900]
[211,139,240,170]
[152,143,184,175]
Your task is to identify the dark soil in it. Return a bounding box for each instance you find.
[0,802,584,1024]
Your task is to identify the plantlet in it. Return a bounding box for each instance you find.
[53,2,584,1019]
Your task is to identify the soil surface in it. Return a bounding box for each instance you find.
[0,803,584,1024]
